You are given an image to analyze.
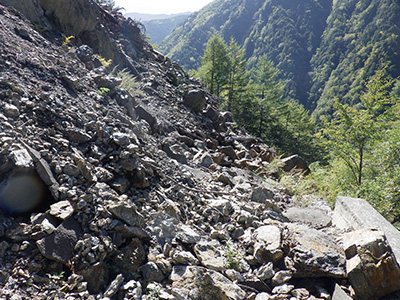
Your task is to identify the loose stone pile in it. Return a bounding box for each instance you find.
[0,1,400,299]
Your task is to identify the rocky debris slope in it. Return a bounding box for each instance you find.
[0,1,399,300]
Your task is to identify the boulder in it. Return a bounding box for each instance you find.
[284,224,346,278]
[280,155,310,175]
[194,240,226,272]
[176,224,201,244]
[36,217,82,264]
[183,89,207,113]
[108,203,145,228]
[170,265,246,300]
[342,228,400,299]
[111,238,146,278]
[253,225,283,263]
[283,207,332,229]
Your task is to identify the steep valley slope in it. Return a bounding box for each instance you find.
[160,0,400,116]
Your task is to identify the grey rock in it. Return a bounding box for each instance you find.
[135,105,158,133]
[104,274,124,298]
[342,228,400,299]
[280,155,310,175]
[253,225,283,263]
[194,240,226,272]
[333,196,400,263]
[284,224,346,278]
[112,88,137,120]
[176,224,200,244]
[138,262,164,282]
[77,262,108,294]
[283,207,332,229]
[271,271,292,286]
[218,172,235,186]
[272,284,294,294]
[255,293,271,300]
[255,262,275,281]
[172,250,200,265]
[207,199,234,217]
[63,163,81,177]
[66,128,92,143]
[36,217,82,264]
[332,284,352,300]
[170,265,246,300]
[183,89,207,113]
[94,75,122,89]
[10,148,33,168]
[22,142,60,199]
[219,146,238,160]
[75,44,93,63]
[291,288,310,299]
[251,187,275,203]
[109,203,145,227]
[49,200,74,220]
[112,239,146,278]
[3,103,19,118]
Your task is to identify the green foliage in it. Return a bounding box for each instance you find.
[46,271,65,284]
[297,71,400,227]
[194,36,322,162]
[196,32,229,96]
[320,70,395,185]
[98,87,110,95]
[310,0,400,119]
[160,0,400,119]
[111,68,144,97]
[147,283,161,300]
[61,35,75,49]
[224,240,243,271]
[223,37,249,112]
[94,54,112,68]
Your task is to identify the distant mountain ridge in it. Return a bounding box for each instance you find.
[126,12,191,44]
[125,12,191,22]
[160,0,400,116]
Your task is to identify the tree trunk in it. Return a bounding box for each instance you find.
[358,146,363,185]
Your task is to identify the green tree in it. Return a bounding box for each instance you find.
[224,38,249,113]
[251,56,285,139]
[196,33,229,96]
[321,70,395,186]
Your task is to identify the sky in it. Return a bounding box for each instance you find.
[114,0,214,14]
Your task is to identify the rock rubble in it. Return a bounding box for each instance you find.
[0,1,400,300]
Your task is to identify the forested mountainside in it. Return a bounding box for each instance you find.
[160,0,400,116]
[142,13,190,44]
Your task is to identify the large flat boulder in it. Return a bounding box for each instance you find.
[333,196,400,263]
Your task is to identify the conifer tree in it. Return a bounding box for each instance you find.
[196,33,229,96]
[225,38,249,113]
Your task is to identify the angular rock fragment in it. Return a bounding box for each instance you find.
[342,228,400,299]
[170,265,246,300]
[109,203,145,227]
[183,89,207,113]
[194,239,226,272]
[283,207,332,229]
[284,224,346,278]
[49,200,74,220]
[280,155,310,175]
[36,217,82,264]
[253,225,283,263]
[176,224,201,244]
